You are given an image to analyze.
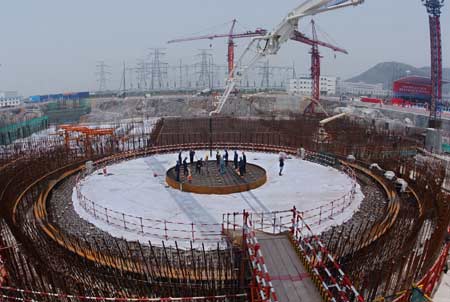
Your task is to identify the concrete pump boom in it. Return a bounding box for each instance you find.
[210,0,364,115]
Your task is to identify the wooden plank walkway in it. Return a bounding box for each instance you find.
[257,232,322,302]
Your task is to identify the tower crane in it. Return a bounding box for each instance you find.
[169,18,347,114]
[291,20,348,113]
[168,20,268,79]
[422,0,445,129]
[211,0,364,115]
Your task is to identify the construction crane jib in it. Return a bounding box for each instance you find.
[210,0,364,115]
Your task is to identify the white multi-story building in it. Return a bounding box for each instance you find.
[0,91,21,108]
[337,81,390,97]
[287,76,337,96]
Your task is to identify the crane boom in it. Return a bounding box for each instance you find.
[211,0,364,115]
[264,0,363,55]
[320,112,346,125]
[167,29,267,44]
[167,20,267,78]
[291,30,348,53]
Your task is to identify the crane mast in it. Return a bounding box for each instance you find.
[291,21,348,114]
[422,0,445,129]
[211,0,364,115]
[310,20,321,112]
[228,19,237,78]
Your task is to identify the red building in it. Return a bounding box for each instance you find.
[392,76,448,105]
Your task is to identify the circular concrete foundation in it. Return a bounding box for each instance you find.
[165,160,267,194]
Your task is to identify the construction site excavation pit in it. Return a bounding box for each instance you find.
[72,151,364,249]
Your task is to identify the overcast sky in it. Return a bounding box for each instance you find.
[0,0,449,96]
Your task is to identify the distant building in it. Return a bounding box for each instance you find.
[0,91,21,108]
[337,81,390,97]
[28,91,90,103]
[392,76,449,103]
[287,76,337,96]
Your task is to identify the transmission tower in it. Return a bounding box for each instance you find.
[422,0,445,128]
[95,61,111,92]
[259,60,272,88]
[135,58,150,91]
[126,67,135,91]
[185,64,192,88]
[118,61,127,98]
[148,48,168,91]
[196,50,213,89]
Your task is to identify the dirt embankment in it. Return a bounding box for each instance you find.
[84,96,211,122]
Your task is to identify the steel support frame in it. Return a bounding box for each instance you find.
[428,15,443,128]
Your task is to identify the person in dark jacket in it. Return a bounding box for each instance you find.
[189,150,195,165]
[175,161,181,182]
[183,157,188,176]
[279,156,285,176]
[220,156,225,175]
[234,150,239,170]
[224,149,229,166]
[242,152,247,173]
[196,158,203,174]
[178,151,182,165]
[216,151,220,166]
[239,157,245,177]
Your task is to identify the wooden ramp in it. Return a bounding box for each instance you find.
[257,232,322,302]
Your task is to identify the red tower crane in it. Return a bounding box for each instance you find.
[422,0,445,129]
[168,20,267,79]
[291,20,348,113]
[169,19,347,114]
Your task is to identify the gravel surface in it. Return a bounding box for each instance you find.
[47,168,388,257]
[320,172,388,252]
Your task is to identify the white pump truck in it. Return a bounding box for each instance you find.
[210,0,364,116]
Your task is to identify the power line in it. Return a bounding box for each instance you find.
[259,60,272,88]
[196,50,213,89]
[148,48,168,90]
[135,58,150,91]
[126,67,135,91]
[95,61,111,92]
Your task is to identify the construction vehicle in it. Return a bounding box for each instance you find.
[170,17,347,115]
[211,0,364,115]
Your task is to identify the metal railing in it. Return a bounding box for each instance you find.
[76,150,358,243]
[290,208,365,302]
[222,165,358,234]
[76,177,222,243]
[243,211,279,302]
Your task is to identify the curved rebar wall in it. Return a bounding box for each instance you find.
[0,116,448,302]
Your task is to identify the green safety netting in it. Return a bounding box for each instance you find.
[0,116,48,145]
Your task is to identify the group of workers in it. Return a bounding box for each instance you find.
[174,149,248,182]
